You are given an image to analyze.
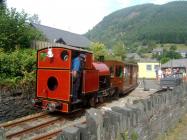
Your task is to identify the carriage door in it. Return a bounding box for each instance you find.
[129,65,133,84]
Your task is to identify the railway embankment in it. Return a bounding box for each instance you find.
[57,83,187,140]
[0,84,38,123]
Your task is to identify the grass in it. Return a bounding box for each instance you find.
[117,130,138,140]
[156,114,187,140]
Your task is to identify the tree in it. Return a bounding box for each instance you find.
[160,57,170,64]
[89,42,108,61]
[0,0,6,7]
[0,8,44,51]
[0,0,6,13]
[28,14,41,24]
[166,50,181,59]
[153,46,182,64]
[113,41,126,61]
[170,45,177,51]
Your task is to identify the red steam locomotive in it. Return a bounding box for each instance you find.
[33,45,138,113]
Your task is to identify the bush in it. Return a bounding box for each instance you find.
[0,48,36,88]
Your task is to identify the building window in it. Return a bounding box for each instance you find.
[146,65,152,71]
[154,65,159,70]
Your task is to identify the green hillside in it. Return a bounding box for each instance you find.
[86,1,187,48]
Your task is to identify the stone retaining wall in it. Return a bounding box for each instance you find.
[0,84,38,123]
[57,84,187,140]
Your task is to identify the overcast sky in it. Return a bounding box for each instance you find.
[7,0,179,34]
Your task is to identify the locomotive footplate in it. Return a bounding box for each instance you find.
[32,98,69,113]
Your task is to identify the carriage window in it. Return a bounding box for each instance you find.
[115,66,123,77]
[110,66,114,77]
[60,50,69,61]
[124,67,128,77]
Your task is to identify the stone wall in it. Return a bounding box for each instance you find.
[57,84,187,140]
[0,84,38,123]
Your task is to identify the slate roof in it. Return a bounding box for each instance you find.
[176,50,187,53]
[161,59,187,68]
[152,48,163,53]
[126,53,141,60]
[139,58,159,63]
[31,23,91,48]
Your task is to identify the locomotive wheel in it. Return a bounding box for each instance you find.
[99,97,104,103]
[89,96,96,107]
[83,99,88,106]
[114,88,119,100]
[110,88,115,96]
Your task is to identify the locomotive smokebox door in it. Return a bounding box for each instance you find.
[37,69,71,101]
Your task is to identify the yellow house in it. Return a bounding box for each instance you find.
[138,61,160,79]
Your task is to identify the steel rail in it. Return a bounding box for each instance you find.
[0,112,48,128]
[6,117,62,139]
[32,129,62,140]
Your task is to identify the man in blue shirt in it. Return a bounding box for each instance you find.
[72,53,86,102]
[72,57,81,77]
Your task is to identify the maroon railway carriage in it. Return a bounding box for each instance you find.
[33,45,138,113]
[104,60,138,96]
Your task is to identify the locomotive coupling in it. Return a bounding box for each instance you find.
[47,102,62,112]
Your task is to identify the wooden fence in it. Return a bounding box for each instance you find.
[31,40,65,50]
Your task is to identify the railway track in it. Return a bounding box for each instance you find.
[0,110,86,140]
[0,112,66,140]
[0,112,48,128]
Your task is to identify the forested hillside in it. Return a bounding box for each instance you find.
[86,1,187,48]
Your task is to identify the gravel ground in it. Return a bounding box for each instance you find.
[138,79,161,90]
